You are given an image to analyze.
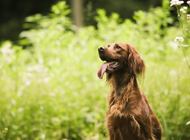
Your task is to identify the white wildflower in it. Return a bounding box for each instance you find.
[180,9,186,13]
[27,64,43,72]
[170,0,184,6]
[187,14,190,19]
[180,7,187,13]
[1,43,14,55]
[38,58,44,64]
[25,80,31,86]
[38,77,50,83]
[187,1,190,5]
[169,70,177,75]
[40,133,46,140]
[174,37,184,42]
[186,121,190,125]
[17,107,24,112]
[1,42,14,64]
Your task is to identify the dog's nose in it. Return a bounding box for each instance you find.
[98,47,105,53]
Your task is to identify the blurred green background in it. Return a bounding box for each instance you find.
[0,0,190,140]
[0,0,163,42]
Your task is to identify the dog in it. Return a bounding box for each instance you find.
[97,42,162,140]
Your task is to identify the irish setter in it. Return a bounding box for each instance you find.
[97,42,162,140]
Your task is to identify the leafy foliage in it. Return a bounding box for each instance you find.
[0,0,190,140]
[170,0,190,71]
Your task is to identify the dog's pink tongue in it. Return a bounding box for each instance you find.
[98,62,112,79]
[98,63,109,79]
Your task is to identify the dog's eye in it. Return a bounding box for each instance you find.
[115,45,121,49]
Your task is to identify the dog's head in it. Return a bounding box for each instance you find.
[97,42,145,79]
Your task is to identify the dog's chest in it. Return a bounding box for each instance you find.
[106,110,142,139]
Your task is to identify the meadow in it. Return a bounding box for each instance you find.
[0,0,190,139]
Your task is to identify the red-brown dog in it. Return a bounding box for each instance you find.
[98,42,162,140]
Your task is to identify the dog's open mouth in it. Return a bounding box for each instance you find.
[98,61,120,79]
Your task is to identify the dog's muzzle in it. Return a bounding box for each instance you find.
[98,47,105,53]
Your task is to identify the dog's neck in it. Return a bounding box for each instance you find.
[107,70,140,96]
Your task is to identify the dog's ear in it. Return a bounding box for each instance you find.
[127,45,145,75]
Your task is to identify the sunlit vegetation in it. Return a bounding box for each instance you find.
[0,0,190,139]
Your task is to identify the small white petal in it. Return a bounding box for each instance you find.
[186,121,190,125]
[174,37,184,42]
